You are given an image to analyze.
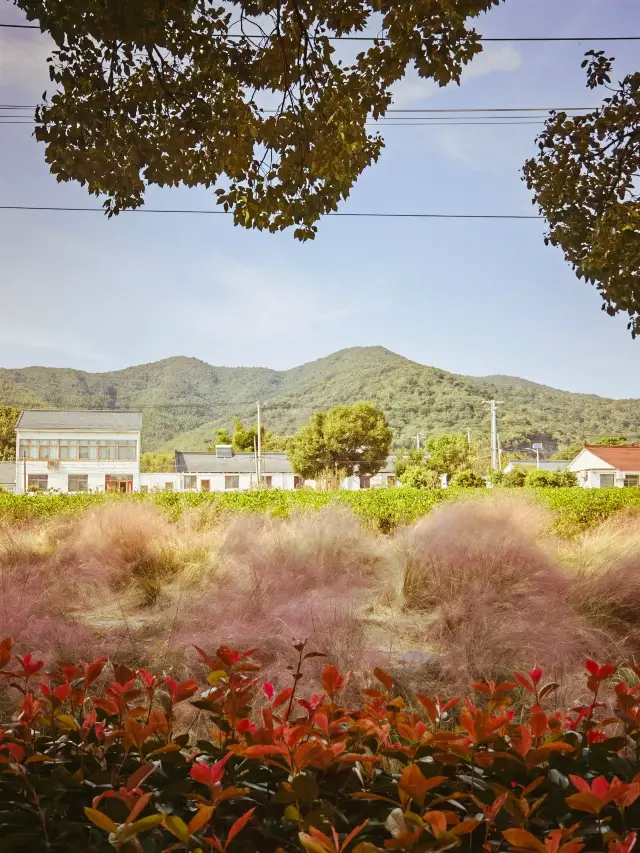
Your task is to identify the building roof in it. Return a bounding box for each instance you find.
[175,451,293,475]
[16,410,142,432]
[0,462,15,484]
[504,460,570,472]
[583,444,640,470]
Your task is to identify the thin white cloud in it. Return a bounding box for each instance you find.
[177,255,375,345]
[390,43,522,108]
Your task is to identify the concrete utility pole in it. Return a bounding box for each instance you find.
[466,427,471,447]
[483,400,504,470]
[256,401,262,484]
[415,433,421,450]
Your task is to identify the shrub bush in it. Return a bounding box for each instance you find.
[0,638,638,852]
[399,465,441,490]
[449,469,486,488]
[525,469,578,488]
[3,486,640,536]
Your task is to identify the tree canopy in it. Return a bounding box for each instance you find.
[425,433,472,477]
[287,401,392,479]
[594,435,629,446]
[0,407,19,461]
[523,52,640,335]
[207,419,292,453]
[399,465,441,489]
[16,0,500,239]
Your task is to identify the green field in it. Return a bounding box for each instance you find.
[3,486,640,535]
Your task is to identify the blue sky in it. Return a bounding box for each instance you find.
[1,0,639,398]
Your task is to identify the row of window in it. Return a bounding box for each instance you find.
[599,473,640,488]
[28,474,133,493]
[20,439,137,461]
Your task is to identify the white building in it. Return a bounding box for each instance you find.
[15,410,142,494]
[173,448,398,492]
[568,444,640,488]
[174,447,301,491]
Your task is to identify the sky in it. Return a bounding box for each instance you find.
[1,0,639,399]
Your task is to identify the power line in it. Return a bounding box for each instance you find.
[0,105,599,112]
[0,205,541,219]
[0,119,552,127]
[1,23,639,41]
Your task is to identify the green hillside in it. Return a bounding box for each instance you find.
[1,347,638,453]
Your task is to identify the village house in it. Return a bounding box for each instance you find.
[14,410,142,494]
[173,446,300,492]
[11,411,398,494]
[567,444,640,488]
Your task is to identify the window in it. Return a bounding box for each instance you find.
[184,475,197,490]
[105,475,133,493]
[28,474,48,491]
[624,475,640,487]
[200,480,210,493]
[359,475,371,490]
[600,473,615,488]
[68,475,88,493]
[264,475,273,488]
[164,482,174,491]
[20,439,137,462]
[294,476,302,489]
[387,475,397,488]
[225,475,240,490]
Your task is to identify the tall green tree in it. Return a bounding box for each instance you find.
[0,407,19,461]
[524,52,640,334]
[594,435,628,446]
[15,0,500,240]
[140,452,175,472]
[425,433,472,477]
[207,428,233,449]
[288,402,392,480]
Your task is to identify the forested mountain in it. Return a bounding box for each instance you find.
[1,347,638,453]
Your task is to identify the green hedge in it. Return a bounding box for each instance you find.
[2,487,640,534]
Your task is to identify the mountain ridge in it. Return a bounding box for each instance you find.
[1,347,638,452]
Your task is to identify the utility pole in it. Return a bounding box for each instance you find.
[415,433,421,450]
[256,401,262,484]
[466,427,471,447]
[253,435,259,488]
[483,400,504,470]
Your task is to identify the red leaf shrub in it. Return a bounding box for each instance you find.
[0,638,639,851]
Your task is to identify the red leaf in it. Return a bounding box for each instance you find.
[225,807,255,849]
[514,672,535,694]
[569,775,591,793]
[273,687,293,710]
[529,666,543,687]
[373,667,393,692]
[416,694,438,722]
[0,637,13,668]
[173,680,199,703]
[84,657,108,688]
[321,665,349,697]
[53,682,71,702]
[442,697,461,714]
[262,682,275,701]
[585,659,601,677]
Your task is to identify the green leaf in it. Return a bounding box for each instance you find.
[292,773,320,804]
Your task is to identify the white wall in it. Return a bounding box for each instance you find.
[15,430,140,494]
[140,471,299,492]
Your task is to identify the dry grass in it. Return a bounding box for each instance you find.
[2,495,640,694]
